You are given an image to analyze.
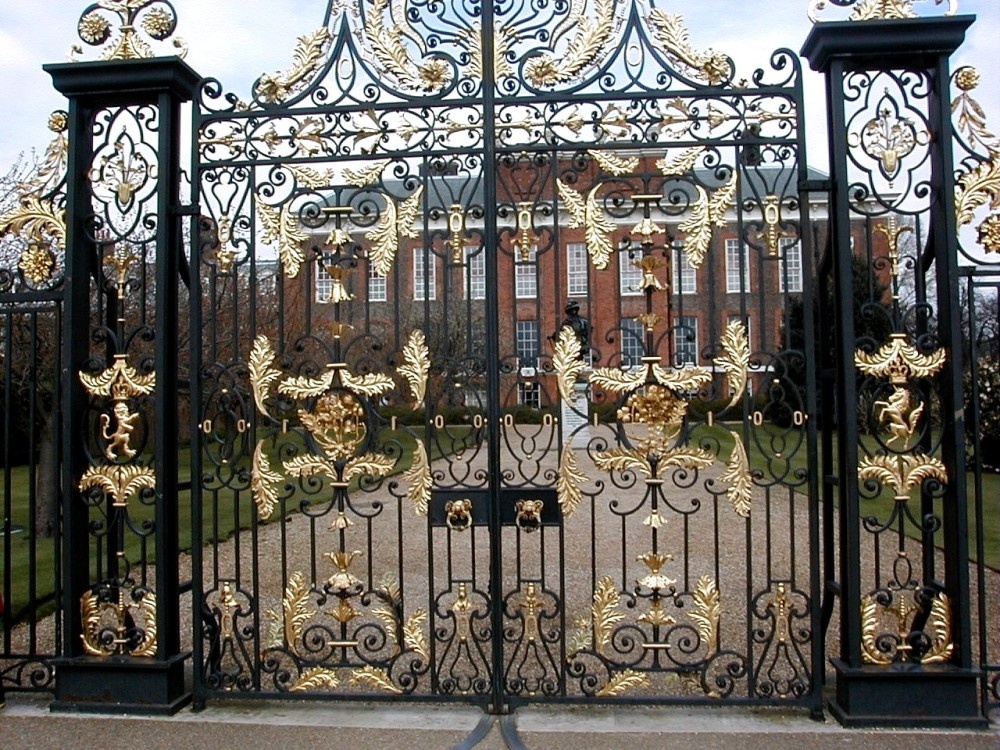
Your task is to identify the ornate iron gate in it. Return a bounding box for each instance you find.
[190,0,821,713]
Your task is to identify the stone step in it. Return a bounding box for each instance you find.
[1,695,996,750]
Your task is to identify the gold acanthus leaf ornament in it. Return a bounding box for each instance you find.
[462,22,516,81]
[282,571,314,657]
[714,319,750,411]
[352,665,403,694]
[290,667,340,692]
[592,576,624,659]
[255,28,333,104]
[557,180,615,270]
[588,150,639,176]
[955,158,1000,231]
[678,174,738,269]
[860,593,892,665]
[690,576,721,658]
[257,202,308,279]
[400,440,432,516]
[403,609,431,662]
[854,334,946,381]
[657,146,705,177]
[340,370,396,398]
[249,335,281,419]
[0,195,66,251]
[553,326,586,402]
[80,356,156,400]
[81,586,157,658]
[921,593,954,664]
[596,669,651,697]
[857,453,948,502]
[364,0,452,93]
[523,0,616,87]
[399,329,430,406]
[720,432,752,518]
[251,440,283,519]
[645,11,732,86]
[79,463,156,508]
[344,160,390,188]
[556,447,588,520]
[365,187,424,276]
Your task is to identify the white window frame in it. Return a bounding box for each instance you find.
[567,242,588,296]
[619,253,643,296]
[413,247,436,301]
[620,318,645,367]
[516,319,539,368]
[778,237,802,294]
[672,249,697,294]
[515,246,537,299]
[368,263,387,302]
[518,381,541,408]
[725,239,751,294]
[674,316,699,366]
[315,263,333,303]
[465,246,486,300]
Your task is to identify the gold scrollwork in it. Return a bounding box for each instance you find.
[523,0,616,87]
[81,585,157,657]
[855,333,946,383]
[874,216,913,280]
[364,0,452,93]
[645,10,732,86]
[255,28,333,104]
[952,66,1000,254]
[257,201,309,279]
[861,589,954,664]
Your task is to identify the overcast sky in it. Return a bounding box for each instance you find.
[1,0,997,174]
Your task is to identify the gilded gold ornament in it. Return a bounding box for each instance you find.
[255,28,333,104]
[552,326,586,402]
[719,431,752,518]
[677,174,738,269]
[364,0,451,93]
[557,179,615,270]
[399,330,430,406]
[874,216,913,279]
[17,242,55,285]
[81,585,157,657]
[251,440,283,519]
[290,667,340,692]
[636,552,676,593]
[978,212,1000,253]
[257,202,308,279]
[249,335,281,420]
[855,334,946,383]
[858,453,948,503]
[523,0,615,87]
[713,319,750,411]
[556,446,588,520]
[592,576,624,659]
[365,187,424,276]
[588,150,639,176]
[691,576,721,658]
[400,440,431,516]
[645,11,732,85]
[657,146,705,177]
[595,669,650,697]
[352,665,403,693]
[79,462,156,508]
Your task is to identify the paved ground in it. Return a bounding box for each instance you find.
[1,693,997,750]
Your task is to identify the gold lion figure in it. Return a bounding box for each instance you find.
[101,402,139,461]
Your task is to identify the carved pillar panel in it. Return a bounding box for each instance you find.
[802,13,985,728]
[44,7,200,711]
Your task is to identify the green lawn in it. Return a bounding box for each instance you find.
[2,423,997,625]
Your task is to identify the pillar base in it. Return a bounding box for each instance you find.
[51,653,190,715]
[829,658,986,728]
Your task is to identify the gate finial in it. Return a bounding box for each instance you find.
[70,0,186,61]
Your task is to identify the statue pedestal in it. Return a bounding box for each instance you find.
[561,381,590,448]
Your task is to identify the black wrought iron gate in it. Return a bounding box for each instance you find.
[190,1,821,713]
[6,0,996,730]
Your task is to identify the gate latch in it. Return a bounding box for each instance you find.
[445,498,473,532]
